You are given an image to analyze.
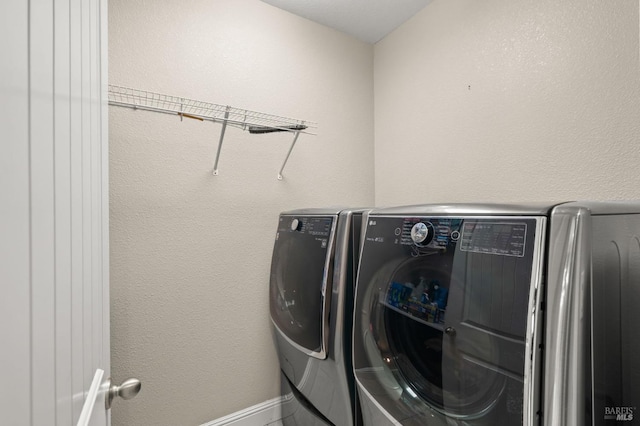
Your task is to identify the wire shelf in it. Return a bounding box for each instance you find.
[108,85,317,135]
[107,85,317,179]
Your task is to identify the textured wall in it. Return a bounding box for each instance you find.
[374,0,640,205]
[108,1,374,425]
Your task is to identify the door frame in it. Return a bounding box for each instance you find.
[0,0,110,424]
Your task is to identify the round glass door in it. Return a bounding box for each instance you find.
[374,256,506,419]
[270,215,335,355]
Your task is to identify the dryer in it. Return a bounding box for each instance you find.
[270,209,366,426]
[353,202,640,426]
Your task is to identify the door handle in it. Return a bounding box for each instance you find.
[105,377,142,409]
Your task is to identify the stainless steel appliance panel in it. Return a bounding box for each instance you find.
[353,212,546,425]
[590,212,640,425]
[271,209,366,426]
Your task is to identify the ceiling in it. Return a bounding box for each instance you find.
[260,0,433,44]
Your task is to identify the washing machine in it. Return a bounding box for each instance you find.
[270,208,366,426]
[353,202,640,426]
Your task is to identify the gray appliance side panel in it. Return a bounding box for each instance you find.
[563,201,640,216]
[330,210,352,361]
[352,210,372,372]
[544,205,593,426]
[590,213,640,424]
[523,217,548,426]
[324,210,359,426]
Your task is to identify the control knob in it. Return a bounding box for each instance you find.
[411,222,434,246]
[291,218,302,231]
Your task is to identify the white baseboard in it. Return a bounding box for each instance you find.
[201,396,285,426]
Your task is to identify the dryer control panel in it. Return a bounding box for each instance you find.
[283,216,333,237]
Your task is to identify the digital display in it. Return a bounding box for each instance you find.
[460,221,527,257]
[304,217,333,237]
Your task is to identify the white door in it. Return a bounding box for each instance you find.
[0,0,123,425]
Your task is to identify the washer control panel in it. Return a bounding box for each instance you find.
[366,216,532,257]
[399,218,461,249]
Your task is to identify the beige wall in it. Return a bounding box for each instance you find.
[108,1,374,425]
[374,0,640,205]
[111,0,640,424]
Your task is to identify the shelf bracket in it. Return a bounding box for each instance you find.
[277,130,301,180]
[212,106,230,176]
